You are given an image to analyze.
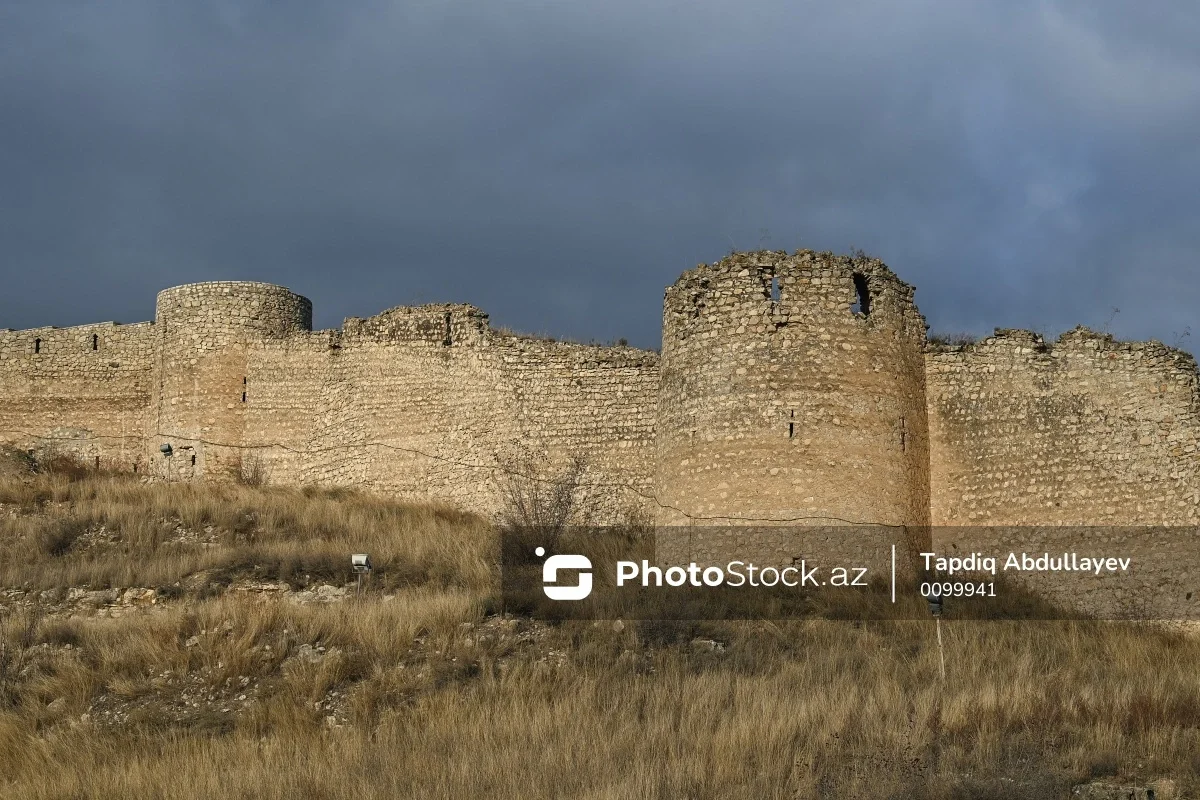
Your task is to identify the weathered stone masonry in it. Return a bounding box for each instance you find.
[2,251,1198,540]
[1,281,660,521]
[927,326,1200,527]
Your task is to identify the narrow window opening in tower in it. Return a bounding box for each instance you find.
[242,377,247,403]
[242,391,247,403]
[94,456,100,470]
[788,409,795,439]
[34,338,41,354]
[899,417,906,451]
[92,334,99,351]
[443,312,453,346]
[851,273,871,317]
[132,464,138,474]
[191,454,196,467]
[770,275,780,303]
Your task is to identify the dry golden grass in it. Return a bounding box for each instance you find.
[0,469,493,592]
[1,465,1198,798]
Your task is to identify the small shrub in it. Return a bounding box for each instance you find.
[40,452,92,480]
[0,610,41,709]
[0,446,37,477]
[38,517,88,557]
[927,332,979,348]
[494,449,590,562]
[39,619,83,648]
[236,452,270,487]
[1086,752,1121,778]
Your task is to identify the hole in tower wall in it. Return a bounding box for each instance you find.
[770,275,781,303]
[34,338,41,354]
[788,409,795,439]
[92,334,99,351]
[443,312,453,346]
[191,454,196,467]
[851,273,871,317]
[899,417,907,452]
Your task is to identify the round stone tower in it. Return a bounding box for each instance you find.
[654,250,930,528]
[152,281,312,479]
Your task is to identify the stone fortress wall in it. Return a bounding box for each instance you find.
[926,326,1200,618]
[2,250,1198,612]
[240,303,660,518]
[0,320,156,473]
[927,327,1200,527]
[1,281,661,521]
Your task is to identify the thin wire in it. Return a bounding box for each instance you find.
[0,427,906,527]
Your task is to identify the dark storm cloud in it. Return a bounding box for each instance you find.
[1,0,1197,350]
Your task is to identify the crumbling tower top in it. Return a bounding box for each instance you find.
[155,281,312,342]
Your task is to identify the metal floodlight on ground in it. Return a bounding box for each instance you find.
[351,553,372,597]
[920,581,944,617]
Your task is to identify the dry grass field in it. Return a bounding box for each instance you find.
[1,451,1198,798]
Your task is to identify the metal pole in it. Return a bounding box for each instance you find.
[936,617,946,680]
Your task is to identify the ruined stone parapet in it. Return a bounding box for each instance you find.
[927,326,1200,526]
[343,304,489,346]
[155,281,312,345]
[490,334,659,368]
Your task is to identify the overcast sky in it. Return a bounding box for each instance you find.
[1,1,1197,351]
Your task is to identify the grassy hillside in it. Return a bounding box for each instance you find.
[0,459,1197,798]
